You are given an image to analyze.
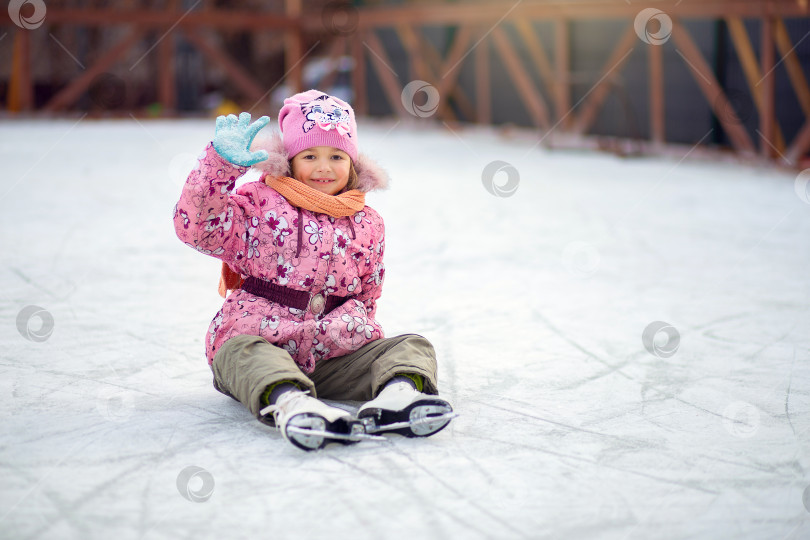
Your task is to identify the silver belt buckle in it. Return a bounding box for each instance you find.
[308,292,326,315]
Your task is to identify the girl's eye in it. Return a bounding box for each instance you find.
[331,155,344,160]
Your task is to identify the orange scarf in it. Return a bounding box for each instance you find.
[217,176,366,297]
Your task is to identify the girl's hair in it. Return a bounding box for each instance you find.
[345,161,359,191]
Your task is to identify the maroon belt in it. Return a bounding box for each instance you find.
[241,276,350,316]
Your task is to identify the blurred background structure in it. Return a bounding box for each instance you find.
[2,0,810,165]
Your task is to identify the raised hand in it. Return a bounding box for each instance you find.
[212,112,270,166]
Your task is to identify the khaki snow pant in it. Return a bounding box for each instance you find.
[211,333,439,419]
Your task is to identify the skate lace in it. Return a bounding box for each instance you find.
[259,390,311,426]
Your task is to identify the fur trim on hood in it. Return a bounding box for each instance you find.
[250,132,389,192]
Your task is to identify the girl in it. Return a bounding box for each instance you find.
[173,90,454,451]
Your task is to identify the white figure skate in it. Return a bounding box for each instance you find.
[357,381,457,438]
[260,390,383,451]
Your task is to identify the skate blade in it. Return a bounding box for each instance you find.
[363,410,459,436]
[286,424,387,443]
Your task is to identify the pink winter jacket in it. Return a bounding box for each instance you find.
[173,134,389,373]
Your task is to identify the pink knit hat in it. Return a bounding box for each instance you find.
[278,89,359,162]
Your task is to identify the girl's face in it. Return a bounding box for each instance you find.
[290,146,351,195]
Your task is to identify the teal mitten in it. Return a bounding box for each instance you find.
[212,112,270,166]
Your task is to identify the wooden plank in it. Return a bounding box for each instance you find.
[424,41,475,118]
[669,17,756,153]
[513,18,556,105]
[428,25,476,120]
[19,30,33,111]
[395,24,431,83]
[418,29,477,121]
[344,1,810,29]
[726,18,762,100]
[395,23,457,120]
[649,39,665,144]
[33,9,294,29]
[774,17,810,117]
[726,16,785,150]
[44,28,145,112]
[8,30,34,112]
[491,25,550,129]
[475,27,490,124]
[7,2,807,31]
[363,30,405,117]
[285,0,303,94]
[572,24,636,134]
[760,16,776,158]
[436,24,473,89]
[351,33,367,115]
[158,24,176,114]
[786,118,810,165]
[554,18,571,129]
[181,27,264,105]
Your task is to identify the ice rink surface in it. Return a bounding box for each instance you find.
[1,118,809,540]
